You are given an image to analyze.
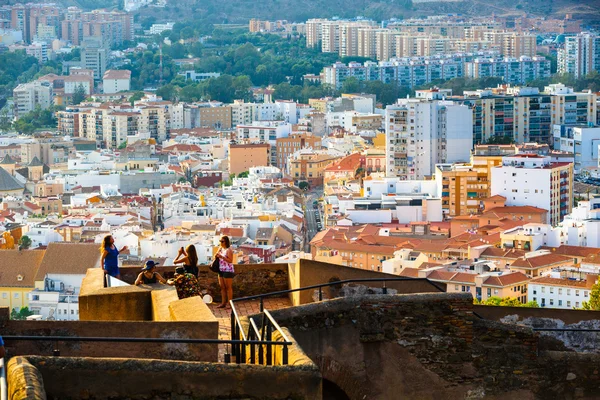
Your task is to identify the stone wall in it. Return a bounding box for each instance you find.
[269,293,477,399]
[269,292,600,400]
[24,354,322,400]
[7,357,46,400]
[1,319,218,362]
[119,263,290,303]
[474,304,600,353]
[291,259,445,305]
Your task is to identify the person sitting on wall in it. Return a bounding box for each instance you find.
[135,260,166,285]
[167,266,202,299]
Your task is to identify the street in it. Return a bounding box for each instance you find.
[304,190,323,253]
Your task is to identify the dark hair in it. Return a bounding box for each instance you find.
[186,244,198,268]
[100,235,112,252]
[220,235,231,248]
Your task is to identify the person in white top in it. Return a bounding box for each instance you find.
[215,235,235,308]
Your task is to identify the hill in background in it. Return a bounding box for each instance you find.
[24,0,600,24]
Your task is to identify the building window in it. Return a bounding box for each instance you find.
[1,293,6,299]
[550,287,554,294]
[576,302,580,308]
[567,301,571,307]
[494,289,498,295]
[558,300,562,306]
[455,285,459,290]
[14,293,18,298]
[567,289,571,295]
[558,288,562,295]
[550,299,554,306]
[541,287,545,293]
[576,290,580,297]
[585,291,589,298]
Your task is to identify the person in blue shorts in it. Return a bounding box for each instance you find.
[100,235,128,279]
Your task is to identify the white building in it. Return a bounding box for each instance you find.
[528,274,596,309]
[553,125,600,173]
[178,71,221,82]
[491,154,573,226]
[28,243,101,321]
[327,177,443,224]
[385,98,472,180]
[149,22,174,35]
[103,70,132,94]
[25,222,64,248]
[64,75,93,95]
[558,33,600,78]
[13,81,53,118]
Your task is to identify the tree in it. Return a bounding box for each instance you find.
[237,171,249,178]
[118,141,127,149]
[581,282,600,310]
[18,235,32,250]
[298,181,309,191]
[10,306,33,320]
[72,84,87,105]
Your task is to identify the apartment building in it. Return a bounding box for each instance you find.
[553,125,600,173]
[435,164,486,217]
[385,97,472,180]
[13,81,53,118]
[323,52,501,90]
[558,33,600,78]
[490,154,573,226]
[465,56,550,85]
[450,84,597,145]
[102,69,131,94]
[80,37,108,80]
[470,144,518,197]
[229,143,270,175]
[528,275,596,309]
[288,149,338,187]
[275,134,321,172]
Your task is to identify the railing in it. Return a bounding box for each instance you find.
[1,335,289,359]
[229,277,445,366]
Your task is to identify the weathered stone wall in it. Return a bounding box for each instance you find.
[269,293,600,400]
[24,354,322,400]
[474,304,600,325]
[269,293,477,399]
[292,259,445,305]
[1,319,218,362]
[7,357,46,400]
[474,304,600,353]
[119,263,289,302]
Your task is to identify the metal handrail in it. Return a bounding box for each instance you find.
[532,328,600,332]
[228,276,445,366]
[231,277,445,311]
[2,335,289,345]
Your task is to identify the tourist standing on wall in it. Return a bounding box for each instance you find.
[216,235,235,309]
[174,244,199,276]
[100,235,128,279]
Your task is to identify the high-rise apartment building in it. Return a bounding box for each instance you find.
[465,56,550,84]
[449,84,596,145]
[435,164,485,217]
[490,154,573,226]
[385,96,473,180]
[558,33,600,78]
[13,81,53,118]
[81,37,108,80]
[306,18,327,48]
